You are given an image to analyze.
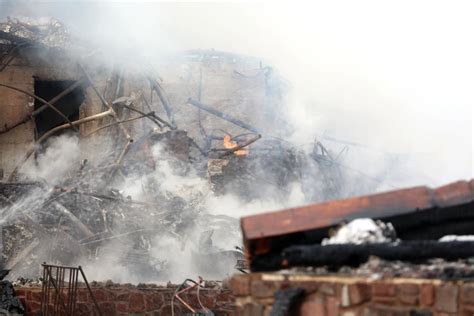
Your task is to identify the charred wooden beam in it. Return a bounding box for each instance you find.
[241,180,474,262]
[84,113,153,137]
[218,134,261,158]
[78,63,131,141]
[5,239,40,270]
[32,78,86,117]
[148,77,176,128]
[0,83,79,133]
[7,109,113,181]
[112,97,173,129]
[52,202,94,239]
[79,63,135,180]
[187,98,261,133]
[0,78,86,134]
[251,241,474,272]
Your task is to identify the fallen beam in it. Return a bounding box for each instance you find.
[0,78,87,135]
[0,83,78,133]
[7,109,113,181]
[148,77,176,128]
[32,78,86,117]
[52,202,94,239]
[187,98,261,133]
[251,241,474,271]
[78,63,131,141]
[112,97,172,129]
[218,134,261,158]
[84,113,152,137]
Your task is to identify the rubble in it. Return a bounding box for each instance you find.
[0,17,70,49]
[0,17,351,284]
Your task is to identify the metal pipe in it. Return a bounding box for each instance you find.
[218,134,261,158]
[7,109,113,181]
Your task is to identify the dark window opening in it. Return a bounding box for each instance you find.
[33,79,85,138]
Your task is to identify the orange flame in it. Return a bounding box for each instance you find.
[223,135,249,156]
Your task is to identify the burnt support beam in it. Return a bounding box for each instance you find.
[187,98,261,133]
[218,134,261,158]
[0,83,79,133]
[32,78,86,117]
[7,109,113,181]
[0,79,86,135]
[251,241,474,272]
[148,78,176,128]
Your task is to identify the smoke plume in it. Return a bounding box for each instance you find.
[0,0,472,283]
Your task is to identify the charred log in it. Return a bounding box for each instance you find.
[251,241,474,272]
[187,98,261,133]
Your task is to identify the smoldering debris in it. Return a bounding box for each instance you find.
[0,17,360,283]
[0,16,70,49]
[1,123,343,282]
[0,269,25,314]
[0,132,243,281]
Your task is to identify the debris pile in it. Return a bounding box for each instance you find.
[0,17,70,48]
[0,17,351,282]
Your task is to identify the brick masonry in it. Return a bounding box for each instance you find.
[15,283,235,316]
[229,274,474,316]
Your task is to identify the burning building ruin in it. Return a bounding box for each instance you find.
[0,16,351,288]
[1,14,470,316]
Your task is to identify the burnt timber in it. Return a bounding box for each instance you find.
[242,179,474,267]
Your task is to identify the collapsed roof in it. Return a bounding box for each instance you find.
[0,17,358,282]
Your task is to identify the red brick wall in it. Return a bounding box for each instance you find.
[15,283,235,316]
[229,274,474,316]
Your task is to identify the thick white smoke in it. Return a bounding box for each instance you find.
[1,0,472,283]
[1,0,471,187]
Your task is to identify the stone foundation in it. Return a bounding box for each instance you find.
[15,283,235,316]
[229,273,474,316]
